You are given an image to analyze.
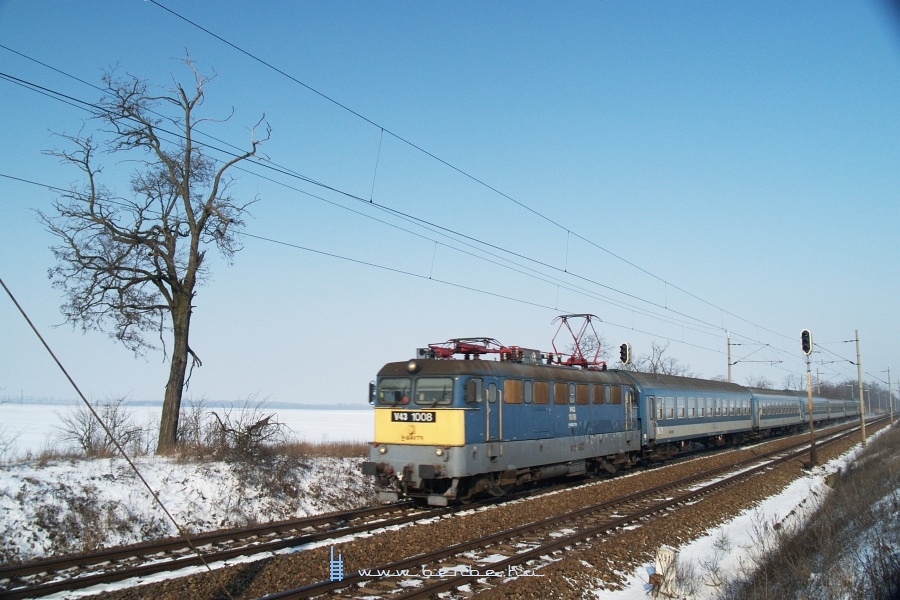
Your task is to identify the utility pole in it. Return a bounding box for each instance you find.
[801,329,817,465]
[727,332,732,384]
[856,330,866,446]
[805,354,817,465]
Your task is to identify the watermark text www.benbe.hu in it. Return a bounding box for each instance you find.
[328,546,545,581]
[358,564,545,578]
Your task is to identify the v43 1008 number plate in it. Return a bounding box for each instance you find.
[391,411,436,423]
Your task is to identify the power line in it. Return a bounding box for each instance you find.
[0,65,740,344]
[145,0,795,348]
[0,52,838,376]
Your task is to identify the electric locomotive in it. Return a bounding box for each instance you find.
[363,338,642,505]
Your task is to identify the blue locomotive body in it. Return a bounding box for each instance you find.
[362,341,858,506]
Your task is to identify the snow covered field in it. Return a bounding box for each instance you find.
[0,402,372,457]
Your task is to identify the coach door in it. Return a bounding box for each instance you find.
[646,395,657,441]
[624,386,637,444]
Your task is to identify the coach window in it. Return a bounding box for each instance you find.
[666,397,675,419]
[504,379,523,404]
[676,397,685,418]
[576,383,590,405]
[524,380,534,404]
[657,397,664,420]
[554,382,568,405]
[688,397,696,418]
[534,381,550,404]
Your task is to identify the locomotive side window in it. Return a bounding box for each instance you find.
[554,382,568,405]
[487,383,497,403]
[593,384,607,404]
[415,378,454,405]
[576,384,590,405]
[610,386,622,404]
[378,378,412,405]
[504,379,523,404]
[534,381,550,404]
[524,380,534,404]
[465,378,483,404]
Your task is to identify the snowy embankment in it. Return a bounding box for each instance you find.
[601,425,900,599]
[0,455,373,564]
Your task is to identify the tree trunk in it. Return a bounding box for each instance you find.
[156,292,193,454]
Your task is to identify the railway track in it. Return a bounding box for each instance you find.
[0,501,423,599]
[262,420,877,599]
[0,473,584,598]
[0,419,875,599]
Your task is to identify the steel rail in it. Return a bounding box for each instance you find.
[0,501,420,599]
[264,419,877,599]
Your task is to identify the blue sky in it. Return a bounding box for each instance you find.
[1,1,898,407]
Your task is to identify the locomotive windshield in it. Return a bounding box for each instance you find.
[377,377,411,405]
[413,377,454,406]
[377,377,454,406]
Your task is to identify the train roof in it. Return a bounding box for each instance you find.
[377,358,636,385]
[621,371,750,395]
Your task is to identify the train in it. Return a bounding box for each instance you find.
[362,326,859,506]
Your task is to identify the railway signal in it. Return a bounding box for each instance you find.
[619,342,631,365]
[801,329,813,355]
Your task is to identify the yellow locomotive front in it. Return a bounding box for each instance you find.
[363,357,477,505]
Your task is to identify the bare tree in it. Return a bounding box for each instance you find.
[632,341,694,376]
[563,332,609,363]
[746,375,775,389]
[38,58,269,453]
[782,374,804,391]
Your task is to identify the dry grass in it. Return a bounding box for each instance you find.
[718,423,900,600]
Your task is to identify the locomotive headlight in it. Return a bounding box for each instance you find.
[378,446,388,454]
[435,448,444,456]
[407,359,420,373]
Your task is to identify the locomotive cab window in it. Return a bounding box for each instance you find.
[378,377,412,405]
[415,377,454,405]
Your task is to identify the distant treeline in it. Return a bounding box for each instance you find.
[0,397,368,410]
